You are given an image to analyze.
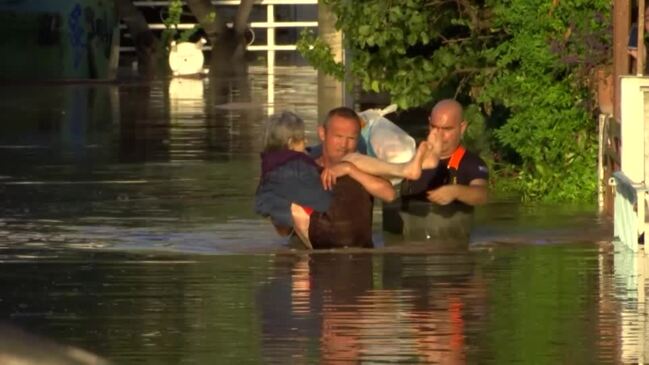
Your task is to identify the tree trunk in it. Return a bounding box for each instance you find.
[185,0,225,45]
[186,0,254,77]
[232,0,255,60]
[233,0,254,37]
[115,0,162,77]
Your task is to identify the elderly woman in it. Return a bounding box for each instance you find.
[254,111,331,247]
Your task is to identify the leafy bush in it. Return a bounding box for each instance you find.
[297,0,610,202]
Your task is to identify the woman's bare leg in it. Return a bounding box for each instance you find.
[291,203,313,249]
[342,142,430,180]
[342,152,406,177]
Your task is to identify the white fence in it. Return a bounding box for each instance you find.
[124,0,318,114]
[611,171,646,252]
[607,76,649,252]
[123,0,317,71]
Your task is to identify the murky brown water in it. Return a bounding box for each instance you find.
[0,67,644,364]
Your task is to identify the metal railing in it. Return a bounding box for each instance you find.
[611,171,647,252]
[599,113,620,213]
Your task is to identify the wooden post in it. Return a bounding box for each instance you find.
[639,0,646,76]
[605,0,630,215]
[317,3,353,123]
[613,0,631,120]
[645,91,649,238]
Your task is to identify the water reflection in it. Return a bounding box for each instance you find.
[0,84,117,168]
[254,244,629,364]
[613,247,649,364]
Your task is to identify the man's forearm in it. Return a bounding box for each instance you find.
[348,166,396,202]
[454,184,488,206]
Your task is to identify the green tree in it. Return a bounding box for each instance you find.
[298,0,610,202]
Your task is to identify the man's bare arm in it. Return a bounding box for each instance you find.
[426,178,488,206]
[455,179,488,206]
[347,164,396,202]
[322,162,396,202]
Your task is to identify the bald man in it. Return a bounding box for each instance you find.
[384,99,489,244]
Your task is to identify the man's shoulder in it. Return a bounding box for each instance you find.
[459,149,489,179]
[461,149,487,164]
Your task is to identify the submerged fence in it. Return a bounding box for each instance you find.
[122,0,318,70]
[604,77,649,252]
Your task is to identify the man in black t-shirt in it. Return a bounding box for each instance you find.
[383,99,489,244]
[306,107,396,249]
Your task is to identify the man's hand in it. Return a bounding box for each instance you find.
[426,180,488,206]
[321,161,353,190]
[322,160,396,202]
[427,128,442,153]
[426,185,458,205]
[423,129,442,169]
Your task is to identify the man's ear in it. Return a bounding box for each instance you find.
[460,120,468,136]
[318,126,326,142]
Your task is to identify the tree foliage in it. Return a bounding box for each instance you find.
[161,0,202,47]
[297,0,610,202]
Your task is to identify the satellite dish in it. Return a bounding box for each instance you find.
[169,38,207,76]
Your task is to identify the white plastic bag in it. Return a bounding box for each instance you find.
[359,104,416,164]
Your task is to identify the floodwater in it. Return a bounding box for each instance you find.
[0,67,644,364]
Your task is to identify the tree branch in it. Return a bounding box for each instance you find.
[454,74,471,99]
[115,0,161,76]
[441,34,499,45]
[186,0,225,42]
[454,0,479,30]
[453,66,498,75]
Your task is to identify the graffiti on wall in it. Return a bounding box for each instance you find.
[67,4,85,69]
[67,2,114,72]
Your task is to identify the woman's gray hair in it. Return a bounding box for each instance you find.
[263,111,306,152]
